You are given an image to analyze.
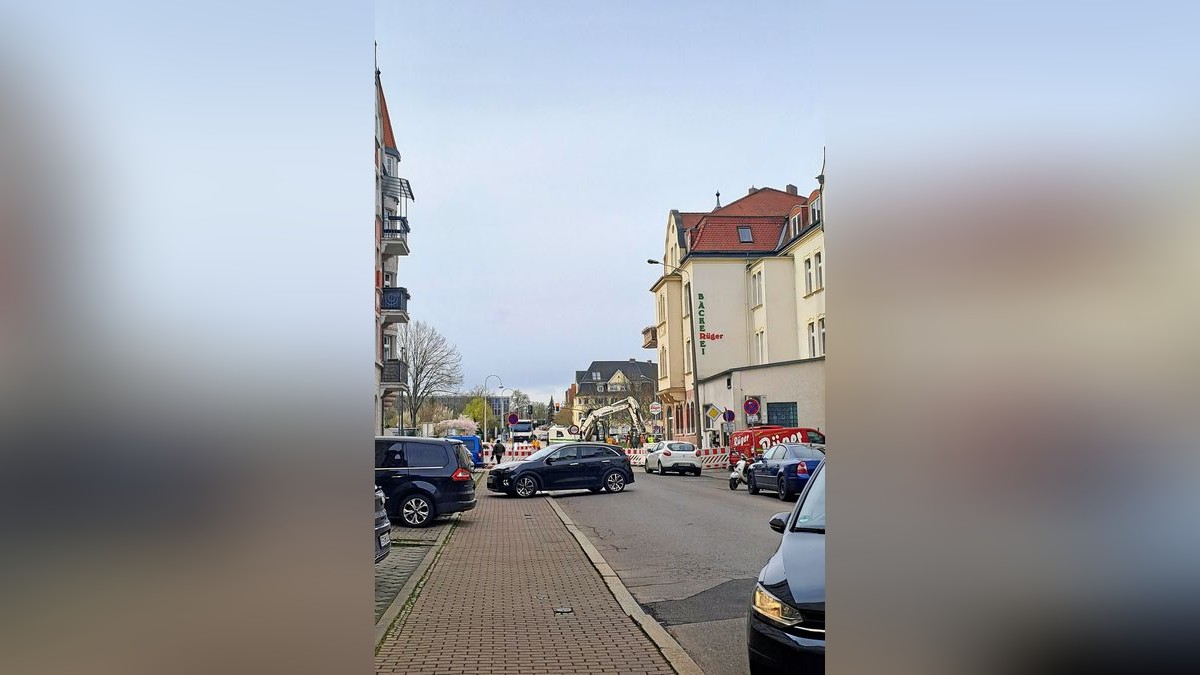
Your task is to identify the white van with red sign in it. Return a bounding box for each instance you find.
[728,426,825,468]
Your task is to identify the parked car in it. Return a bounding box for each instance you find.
[747,460,825,673]
[375,486,391,563]
[644,441,703,476]
[375,437,477,527]
[747,443,826,500]
[486,443,634,497]
[729,426,826,469]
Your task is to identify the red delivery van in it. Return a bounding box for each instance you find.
[728,426,825,468]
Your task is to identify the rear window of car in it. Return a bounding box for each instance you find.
[785,445,825,461]
[808,430,826,444]
[405,443,449,469]
[666,442,695,452]
[450,442,473,469]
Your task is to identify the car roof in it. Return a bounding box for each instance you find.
[375,436,460,444]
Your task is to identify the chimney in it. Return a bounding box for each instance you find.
[748,186,759,195]
[786,184,798,195]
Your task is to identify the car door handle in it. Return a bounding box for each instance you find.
[601,460,611,463]
[569,462,580,466]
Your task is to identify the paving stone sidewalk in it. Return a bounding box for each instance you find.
[375,478,675,674]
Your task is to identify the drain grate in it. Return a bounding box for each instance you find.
[553,607,573,615]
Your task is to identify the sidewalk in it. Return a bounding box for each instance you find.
[375,478,675,674]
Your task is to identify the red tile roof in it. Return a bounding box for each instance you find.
[712,187,807,217]
[376,77,397,150]
[682,188,809,253]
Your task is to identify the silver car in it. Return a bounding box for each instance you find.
[644,441,703,476]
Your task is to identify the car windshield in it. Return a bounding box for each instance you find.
[791,464,825,532]
[785,444,825,461]
[512,422,533,432]
[808,430,826,444]
[526,446,557,461]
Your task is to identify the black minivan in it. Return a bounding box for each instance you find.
[375,437,477,527]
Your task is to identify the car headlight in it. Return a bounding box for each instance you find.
[752,584,803,627]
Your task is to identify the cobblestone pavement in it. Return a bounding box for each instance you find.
[375,479,674,674]
[374,508,459,623]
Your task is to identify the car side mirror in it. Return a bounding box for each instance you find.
[768,512,789,534]
[545,457,556,464]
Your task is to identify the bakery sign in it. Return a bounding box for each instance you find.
[696,292,724,354]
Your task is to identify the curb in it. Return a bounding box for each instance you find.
[546,496,705,675]
[374,512,459,647]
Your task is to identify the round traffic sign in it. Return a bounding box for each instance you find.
[723,409,735,422]
[649,401,662,416]
[568,424,580,435]
[507,412,519,425]
[743,398,760,416]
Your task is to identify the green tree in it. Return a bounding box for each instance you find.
[553,406,574,426]
[462,396,487,427]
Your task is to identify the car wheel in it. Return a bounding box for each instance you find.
[513,475,538,498]
[399,493,435,528]
[658,463,668,475]
[604,471,627,493]
[644,461,653,473]
[747,474,760,495]
[693,467,703,476]
[777,477,793,501]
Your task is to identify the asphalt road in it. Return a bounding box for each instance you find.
[553,469,796,675]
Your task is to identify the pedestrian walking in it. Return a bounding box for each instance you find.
[491,438,505,465]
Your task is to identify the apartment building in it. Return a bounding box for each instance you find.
[375,66,414,432]
[570,360,658,428]
[647,178,825,447]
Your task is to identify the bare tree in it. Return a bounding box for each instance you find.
[398,321,464,431]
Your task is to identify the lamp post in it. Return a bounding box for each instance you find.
[498,386,512,441]
[648,258,705,448]
[483,374,503,440]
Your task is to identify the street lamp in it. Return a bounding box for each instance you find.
[648,258,705,448]
[633,373,664,439]
[483,374,503,440]
[498,386,512,440]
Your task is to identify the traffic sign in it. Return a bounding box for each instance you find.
[507,412,519,425]
[706,406,721,421]
[649,401,662,416]
[723,409,735,422]
[743,398,760,416]
[568,424,580,435]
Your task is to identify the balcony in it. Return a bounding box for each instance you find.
[381,215,410,256]
[380,357,409,390]
[380,286,410,325]
[642,325,657,349]
[381,175,414,201]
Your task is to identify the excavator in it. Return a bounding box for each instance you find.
[577,396,649,442]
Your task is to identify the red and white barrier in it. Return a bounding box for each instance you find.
[694,447,731,470]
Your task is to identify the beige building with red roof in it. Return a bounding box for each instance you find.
[376,64,414,432]
[645,174,825,447]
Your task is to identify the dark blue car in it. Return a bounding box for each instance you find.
[485,443,634,497]
[748,460,825,673]
[375,437,477,527]
[747,443,825,500]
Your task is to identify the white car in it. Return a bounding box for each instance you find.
[644,441,703,476]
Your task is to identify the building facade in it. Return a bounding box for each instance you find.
[376,66,414,432]
[648,177,825,447]
[570,360,658,430]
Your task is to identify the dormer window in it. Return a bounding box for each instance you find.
[591,372,600,381]
[737,226,753,243]
[790,214,800,238]
[810,197,822,225]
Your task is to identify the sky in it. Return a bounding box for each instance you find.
[376,0,824,404]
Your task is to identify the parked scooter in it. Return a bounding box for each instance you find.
[729,456,750,490]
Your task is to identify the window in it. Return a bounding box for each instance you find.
[804,258,813,295]
[786,445,826,461]
[384,271,395,288]
[592,372,601,381]
[383,335,396,360]
[790,214,800,238]
[818,318,826,355]
[754,330,765,364]
[377,441,405,468]
[808,321,817,357]
[765,446,784,460]
[405,443,449,469]
[737,226,753,243]
[815,251,823,289]
[810,197,822,224]
[791,464,825,531]
[666,442,696,453]
[750,270,763,307]
[685,339,692,373]
[579,446,610,459]
[549,447,579,461]
[683,282,691,316]
[766,402,798,427]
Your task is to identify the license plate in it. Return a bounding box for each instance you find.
[379,534,389,548]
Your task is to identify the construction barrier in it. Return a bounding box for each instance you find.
[482,444,731,471]
[695,447,731,470]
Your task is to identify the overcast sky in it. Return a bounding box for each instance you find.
[376,1,823,404]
